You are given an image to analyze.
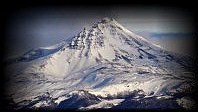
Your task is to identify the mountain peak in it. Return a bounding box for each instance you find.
[91,17,117,29]
[69,17,150,51]
[100,17,114,23]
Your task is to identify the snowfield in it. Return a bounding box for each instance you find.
[4,17,197,110]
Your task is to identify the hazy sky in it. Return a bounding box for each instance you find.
[5,6,195,58]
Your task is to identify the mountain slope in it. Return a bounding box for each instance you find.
[4,17,197,110]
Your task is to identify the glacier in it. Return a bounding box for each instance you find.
[4,17,197,110]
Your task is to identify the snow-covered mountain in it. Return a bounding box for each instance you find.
[4,17,197,110]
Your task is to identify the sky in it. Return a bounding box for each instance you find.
[4,6,195,58]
